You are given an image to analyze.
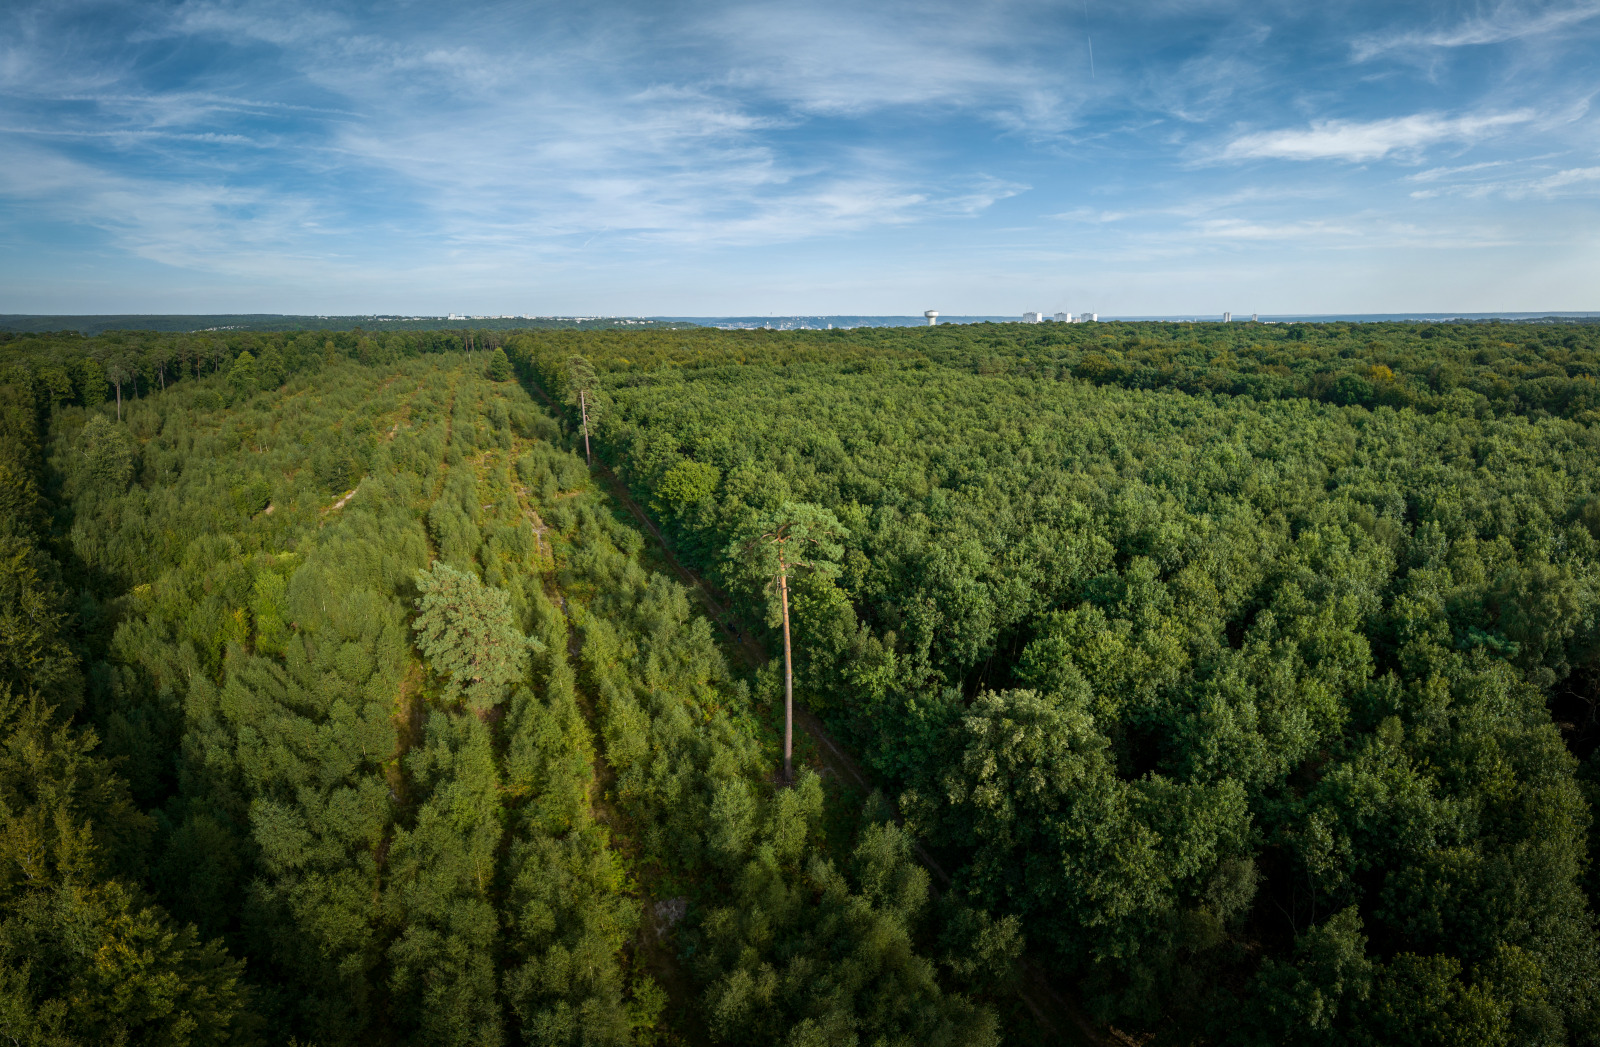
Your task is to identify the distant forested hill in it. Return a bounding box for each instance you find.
[6,318,1600,1045]
[0,314,696,335]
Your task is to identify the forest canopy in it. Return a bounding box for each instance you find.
[4,317,1600,1045]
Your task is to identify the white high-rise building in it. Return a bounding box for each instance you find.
[1023,311,1043,323]
[1222,311,1232,322]
[1054,312,1073,322]
[1086,313,1097,322]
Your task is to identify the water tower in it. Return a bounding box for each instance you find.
[924,310,939,326]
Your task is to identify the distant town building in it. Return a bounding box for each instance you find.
[1054,312,1073,323]
[1023,311,1043,323]
[1251,313,1258,322]
[1223,312,1232,322]
[1086,313,1097,322]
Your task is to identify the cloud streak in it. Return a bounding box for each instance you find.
[1353,1,1600,59]
[1221,111,1536,162]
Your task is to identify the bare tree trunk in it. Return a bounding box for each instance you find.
[579,389,592,464]
[115,382,121,422]
[780,565,793,782]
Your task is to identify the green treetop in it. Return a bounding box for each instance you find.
[726,502,846,782]
[413,561,537,712]
[227,350,257,397]
[487,347,513,382]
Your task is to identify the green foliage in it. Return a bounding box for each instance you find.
[228,350,258,396]
[567,355,596,398]
[652,457,719,519]
[0,879,255,1047]
[693,773,998,1047]
[488,347,514,382]
[560,465,988,1042]
[75,413,135,494]
[413,561,536,711]
[0,377,259,1045]
[21,316,1600,1043]
[515,320,1600,1041]
[724,501,847,626]
[21,354,701,1043]
[0,538,80,709]
[78,356,106,408]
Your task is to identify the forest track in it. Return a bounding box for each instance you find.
[520,375,1104,1047]
[326,481,362,512]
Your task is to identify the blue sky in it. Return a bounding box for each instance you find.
[1,0,1597,315]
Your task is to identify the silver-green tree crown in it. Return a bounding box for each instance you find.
[412,561,538,711]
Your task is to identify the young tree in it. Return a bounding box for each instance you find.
[727,502,847,781]
[413,562,538,713]
[77,414,135,494]
[568,356,596,464]
[486,347,513,382]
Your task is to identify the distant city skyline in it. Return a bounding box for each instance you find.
[1,1,1597,315]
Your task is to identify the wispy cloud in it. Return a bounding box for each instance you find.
[1353,1,1600,59]
[1411,164,1600,199]
[0,0,1596,313]
[699,0,1088,128]
[1220,111,1535,162]
[1406,157,1544,182]
[0,127,262,145]
[0,140,333,273]
[1539,165,1600,188]
[56,93,361,117]
[1191,218,1361,241]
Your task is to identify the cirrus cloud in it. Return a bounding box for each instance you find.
[1353,1,1600,59]
[1220,111,1535,163]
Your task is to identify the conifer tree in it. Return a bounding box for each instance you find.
[413,561,537,712]
[567,355,596,464]
[487,347,513,382]
[728,503,846,782]
[105,354,133,421]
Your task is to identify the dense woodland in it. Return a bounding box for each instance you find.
[0,332,995,1045]
[3,318,1600,1044]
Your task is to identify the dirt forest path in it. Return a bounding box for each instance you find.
[521,376,1106,1047]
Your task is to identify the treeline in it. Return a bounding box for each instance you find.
[10,318,1600,433]
[1,344,996,1044]
[935,319,1600,424]
[0,316,698,336]
[0,327,514,423]
[513,322,1600,1045]
[497,319,1600,424]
